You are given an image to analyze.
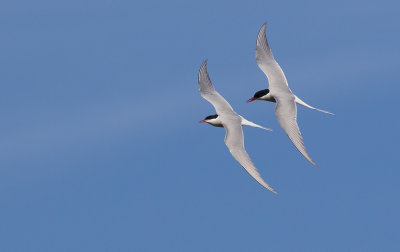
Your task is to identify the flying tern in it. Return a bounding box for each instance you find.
[247,23,333,167]
[198,60,276,193]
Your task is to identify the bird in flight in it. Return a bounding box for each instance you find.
[247,23,333,167]
[198,60,277,193]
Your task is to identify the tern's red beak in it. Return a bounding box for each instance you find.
[199,120,206,123]
[247,97,256,103]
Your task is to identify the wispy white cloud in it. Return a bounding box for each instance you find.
[0,93,196,161]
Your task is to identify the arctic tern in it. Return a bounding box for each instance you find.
[247,23,333,167]
[198,60,276,193]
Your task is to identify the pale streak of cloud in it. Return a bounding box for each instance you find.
[0,93,195,161]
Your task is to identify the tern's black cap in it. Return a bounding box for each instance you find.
[204,114,218,120]
[254,89,270,98]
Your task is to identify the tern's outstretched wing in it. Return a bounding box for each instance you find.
[256,23,291,94]
[198,60,235,115]
[223,118,277,193]
[274,97,317,167]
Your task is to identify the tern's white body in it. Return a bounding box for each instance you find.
[198,60,276,193]
[253,23,333,167]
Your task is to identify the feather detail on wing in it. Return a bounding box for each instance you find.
[255,23,290,93]
[198,60,235,115]
[274,97,318,167]
[223,119,277,193]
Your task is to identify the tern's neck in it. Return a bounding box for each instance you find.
[206,117,224,127]
[260,93,276,102]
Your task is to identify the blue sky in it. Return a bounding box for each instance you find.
[0,0,399,251]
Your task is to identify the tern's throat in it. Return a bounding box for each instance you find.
[207,119,223,127]
[260,93,276,102]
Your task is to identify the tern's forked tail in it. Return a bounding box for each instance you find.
[294,95,334,115]
[240,116,272,131]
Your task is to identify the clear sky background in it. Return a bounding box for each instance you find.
[0,0,399,251]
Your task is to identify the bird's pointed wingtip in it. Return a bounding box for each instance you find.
[257,22,268,40]
[271,189,278,194]
[201,59,208,68]
[321,109,335,115]
[199,60,209,77]
[262,182,277,194]
[305,155,318,168]
[261,22,267,30]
